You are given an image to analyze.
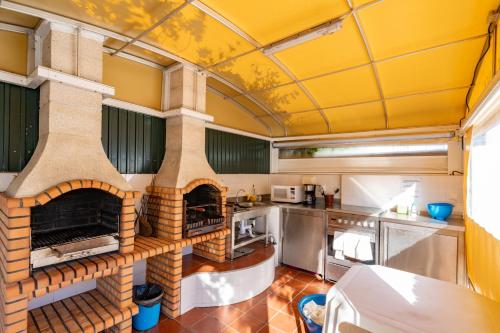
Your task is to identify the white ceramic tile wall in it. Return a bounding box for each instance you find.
[270,174,341,196]
[341,175,463,214]
[28,280,96,310]
[217,174,270,197]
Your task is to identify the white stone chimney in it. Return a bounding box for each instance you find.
[6,22,131,197]
[153,65,217,189]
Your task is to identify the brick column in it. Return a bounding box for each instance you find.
[143,187,183,318]
[96,263,134,332]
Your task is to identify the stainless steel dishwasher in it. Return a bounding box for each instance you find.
[282,208,325,276]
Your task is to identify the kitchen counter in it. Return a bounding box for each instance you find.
[228,200,464,231]
[380,211,465,231]
[232,201,464,231]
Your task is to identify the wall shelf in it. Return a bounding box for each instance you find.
[6,229,231,301]
[28,289,138,333]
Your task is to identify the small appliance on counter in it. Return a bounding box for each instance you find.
[304,184,317,205]
[271,185,304,203]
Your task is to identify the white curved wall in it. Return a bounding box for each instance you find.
[180,252,275,314]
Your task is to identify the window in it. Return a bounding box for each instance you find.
[468,113,500,240]
[279,142,447,159]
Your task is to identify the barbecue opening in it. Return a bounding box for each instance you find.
[30,188,122,268]
[183,184,225,238]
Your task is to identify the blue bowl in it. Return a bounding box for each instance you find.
[427,203,453,220]
[298,294,326,333]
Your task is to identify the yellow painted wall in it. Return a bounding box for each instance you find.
[103,53,163,110]
[462,25,500,302]
[0,30,27,75]
[206,91,269,136]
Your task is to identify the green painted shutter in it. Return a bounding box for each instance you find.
[0,82,39,172]
[102,106,165,174]
[205,128,270,174]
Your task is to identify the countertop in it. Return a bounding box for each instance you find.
[379,210,465,231]
[228,200,464,231]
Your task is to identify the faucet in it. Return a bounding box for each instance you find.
[235,189,246,206]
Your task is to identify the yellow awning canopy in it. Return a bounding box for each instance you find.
[1,0,498,136]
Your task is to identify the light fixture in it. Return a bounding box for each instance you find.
[262,18,343,55]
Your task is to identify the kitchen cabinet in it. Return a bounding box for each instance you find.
[380,220,465,285]
[282,208,325,276]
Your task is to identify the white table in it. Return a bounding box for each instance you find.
[324,265,500,333]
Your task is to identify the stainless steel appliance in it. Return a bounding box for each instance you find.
[303,184,316,205]
[282,208,325,275]
[271,185,304,203]
[326,212,379,281]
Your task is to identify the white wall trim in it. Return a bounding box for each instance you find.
[0,22,32,34]
[163,107,214,122]
[103,98,165,118]
[206,123,271,141]
[0,69,29,86]
[27,66,115,96]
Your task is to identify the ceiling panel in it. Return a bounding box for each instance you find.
[275,16,370,79]
[206,77,241,97]
[303,65,380,107]
[282,111,328,136]
[231,96,268,116]
[357,0,498,60]
[11,0,186,37]
[142,4,254,66]
[199,0,349,45]
[377,37,485,97]
[386,89,467,128]
[325,101,386,133]
[260,115,286,137]
[206,91,270,136]
[211,51,291,91]
[120,44,177,67]
[0,8,39,28]
[104,38,176,66]
[251,84,316,113]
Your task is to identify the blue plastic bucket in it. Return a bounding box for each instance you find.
[132,284,164,331]
[298,294,327,333]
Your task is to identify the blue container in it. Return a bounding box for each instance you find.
[298,294,327,333]
[427,203,454,221]
[132,284,164,331]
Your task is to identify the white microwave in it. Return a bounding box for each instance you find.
[271,185,304,203]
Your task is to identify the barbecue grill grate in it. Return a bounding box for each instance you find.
[31,225,117,250]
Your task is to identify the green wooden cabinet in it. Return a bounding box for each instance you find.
[102,106,165,174]
[0,82,39,172]
[205,128,270,174]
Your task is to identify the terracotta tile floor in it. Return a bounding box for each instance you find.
[135,265,333,333]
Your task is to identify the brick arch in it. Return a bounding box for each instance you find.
[22,180,140,208]
[182,178,227,194]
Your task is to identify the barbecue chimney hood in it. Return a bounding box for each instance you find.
[6,22,130,197]
[152,65,217,189]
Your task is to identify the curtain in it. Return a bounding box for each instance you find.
[468,111,500,240]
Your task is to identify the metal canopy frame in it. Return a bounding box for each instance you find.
[0,0,491,137]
